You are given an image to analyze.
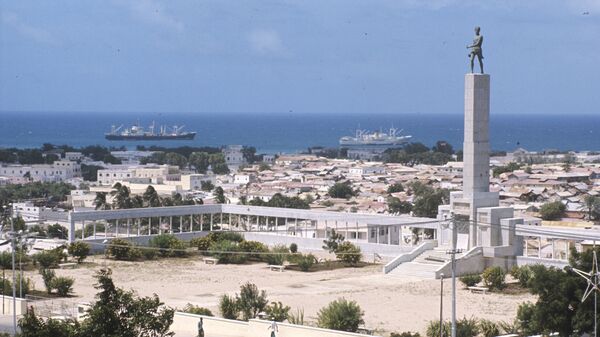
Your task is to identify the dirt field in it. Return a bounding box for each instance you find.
[24,255,536,335]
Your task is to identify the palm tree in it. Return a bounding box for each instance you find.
[111,183,132,209]
[93,192,111,210]
[131,195,144,208]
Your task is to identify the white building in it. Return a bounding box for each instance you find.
[234,174,256,185]
[180,174,214,190]
[0,160,81,182]
[110,151,155,164]
[349,166,386,176]
[97,168,134,186]
[222,145,246,167]
[65,152,84,162]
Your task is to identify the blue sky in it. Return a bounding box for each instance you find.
[0,0,598,115]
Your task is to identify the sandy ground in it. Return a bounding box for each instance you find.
[24,255,536,335]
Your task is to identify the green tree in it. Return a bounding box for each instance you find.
[182,304,213,316]
[539,201,566,220]
[94,192,111,210]
[19,307,80,337]
[47,223,68,240]
[432,140,454,155]
[388,197,412,214]
[81,164,103,182]
[322,230,345,253]
[317,298,364,332]
[387,182,404,194]
[189,152,210,173]
[51,276,75,297]
[492,162,521,177]
[143,185,161,207]
[78,268,175,337]
[165,152,188,169]
[327,182,357,199]
[412,189,449,218]
[236,282,268,321]
[200,181,214,191]
[265,301,290,322]
[209,153,230,174]
[68,242,91,263]
[214,187,226,204]
[219,295,238,320]
[482,266,506,290]
[335,242,362,266]
[581,195,600,221]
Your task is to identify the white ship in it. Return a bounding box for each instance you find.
[339,128,412,149]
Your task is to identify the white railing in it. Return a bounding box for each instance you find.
[382,240,437,274]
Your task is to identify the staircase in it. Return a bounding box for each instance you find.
[386,249,450,279]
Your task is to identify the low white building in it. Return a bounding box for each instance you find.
[0,160,81,182]
[234,174,256,185]
[349,166,386,176]
[110,151,155,164]
[97,167,134,186]
[180,174,214,190]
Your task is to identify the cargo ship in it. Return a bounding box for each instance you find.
[105,123,196,141]
[339,128,411,149]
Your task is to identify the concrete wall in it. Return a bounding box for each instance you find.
[172,312,381,337]
[435,247,484,279]
[0,295,27,316]
[516,256,569,269]
[383,241,437,274]
[243,232,413,258]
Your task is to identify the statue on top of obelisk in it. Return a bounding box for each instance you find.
[466,26,484,74]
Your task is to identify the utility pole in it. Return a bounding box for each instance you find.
[10,215,16,335]
[445,214,463,337]
[439,273,444,337]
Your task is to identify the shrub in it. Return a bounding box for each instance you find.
[51,276,75,297]
[335,242,362,265]
[140,247,156,260]
[510,265,533,288]
[219,294,238,320]
[322,230,345,253]
[264,301,291,322]
[391,333,421,337]
[289,243,298,253]
[237,282,268,321]
[482,266,506,290]
[207,231,244,243]
[479,319,500,337]
[209,240,247,264]
[459,274,482,288]
[265,245,288,266]
[317,298,364,332]
[426,320,451,337]
[297,254,316,272]
[0,276,30,298]
[149,234,188,258]
[33,249,64,269]
[40,269,56,294]
[189,236,212,253]
[68,242,90,263]
[288,308,304,325]
[238,240,268,260]
[107,238,134,260]
[182,303,214,316]
[456,317,480,337]
[539,201,566,220]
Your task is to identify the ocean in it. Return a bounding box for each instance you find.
[0,112,598,154]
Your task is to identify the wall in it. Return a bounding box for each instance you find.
[435,247,485,279]
[171,312,381,337]
[243,232,413,257]
[383,241,437,274]
[0,295,27,316]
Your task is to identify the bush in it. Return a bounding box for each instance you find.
[209,240,247,264]
[140,247,156,260]
[539,201,566,220]
[510,265,533,287]
[238,241,268,260]
[317,298,364,332]
[297,254,316,272]
[68,242,90,263]
[479,319,500,337]
[426,320,450,337]
[289,243,298,253]
[33,249,64,269]
[459,274,482,288]
[219,294,238,320]
[189,236,212,253]
[149,234,188,258]
[335,242,362,266]
[482,266,506,290]
[265,245,288,266]
[107,238,134,261]
[207,231,244,243]
[182,303,214,316]
[391,333,421,337]
[51,276,75,297]
[456,317,480,337]
[40,269,56,294]
[237,282,268,321]
[264,301,290,322]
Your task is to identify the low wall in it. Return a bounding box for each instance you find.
[383,241,437,274]
[173,312,248,337]
[243,232,412,258]
[172,312,381,337]
[435,247,484,279]
[84,232,209,253]
[0,295,27,316]
[516,256,569,269]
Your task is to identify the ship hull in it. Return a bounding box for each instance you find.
[105,133,196,141]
